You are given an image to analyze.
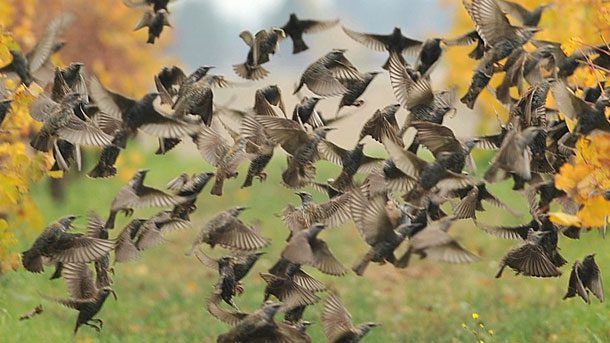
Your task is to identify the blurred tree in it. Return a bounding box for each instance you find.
[0,0,173,273]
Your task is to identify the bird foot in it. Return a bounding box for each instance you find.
[256,172,267,182]
[235,282,245,295]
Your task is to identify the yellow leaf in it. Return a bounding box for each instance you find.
[549,212,582,227]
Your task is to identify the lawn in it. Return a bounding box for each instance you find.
[1,142,609,342]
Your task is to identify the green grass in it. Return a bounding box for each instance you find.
[1,144,610,342]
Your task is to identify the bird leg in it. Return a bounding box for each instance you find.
[74,144,82,171]
[235,282,245,295]
[93,318,104,329]
[53,140,70,171]
[256,172,267,182]
[84,321,101,332]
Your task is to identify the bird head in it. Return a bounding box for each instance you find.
[289,13,298,20]
[218,256,232,266]
[316,127,336,138]
[385,103,401,115]
[100,286,118,301]
[583,254,596,264]
[464,139,480,152]
[308,223,326,237]
[68,62,84,71]
[271,27,286,38]
[261,302,283,318]
[328,49,347,59]
[229,206,249,217]
[295,191,313,203]
[366,71,381,80]
[63,92,84,105]
[58,215,79,230]
[357,322,380,335]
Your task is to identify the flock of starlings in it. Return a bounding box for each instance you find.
[2,0,609,341]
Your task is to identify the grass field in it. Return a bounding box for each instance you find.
[1,143,609,342]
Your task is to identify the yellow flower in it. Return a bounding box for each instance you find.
[472,312,479,320]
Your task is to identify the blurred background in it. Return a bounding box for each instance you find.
[1,0,609,342]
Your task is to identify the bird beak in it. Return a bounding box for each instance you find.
[110,290,118,301]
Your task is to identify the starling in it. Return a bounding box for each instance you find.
[281,223,347,276]
[497,0,552,27]
[410,121,478,173]
[171,73,230,124]
[268,258,327,293]
[350,186,421,275]
[495,229,561,278]
[167,172,215,219]
[484,126,542,183]
[155,65,187,101]
[282,191,352,234]
[564,254,604,304]
[187,206,270,254]
[525,180,568,215]
[216,302,305,343]
[233,27,285,80]
[105,169,188,229]
[336,71,380,114]
[51,63,88,102]
[260,272,320,311]
[292,96,325,128]
[195,123,251,196]
[239,115,276,188]
[253,85,286,117]
[22,215,115,273]
[452,182,517,220]
[29,93,113,165]
[114,211,190,262]
[463,0,539,65]
[359,104,402,146]
[388,52,456,134]
[134,9,171,44]
[294,49,363,97]
[538,216,568,268]
[195,249,264,308]
[342,25,422,70]
[395,217,479,268]
[444,30,487,60]
[0,13,73,86]
[87,76,203,175]
[322,293,379,343]
[49,262,116,334]
[318,140,383,191]
[280,13,339,54]
[460,60,494,109]
[382,134,475,196]
[89,76,203,141]
[551,81,610,135]
[362,159,417,198]
[195,248,265,288]
[255,116,335,188]
[83,211,114,289]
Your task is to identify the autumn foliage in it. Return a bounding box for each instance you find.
[448,0,610,229]
[0,0,171,273]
